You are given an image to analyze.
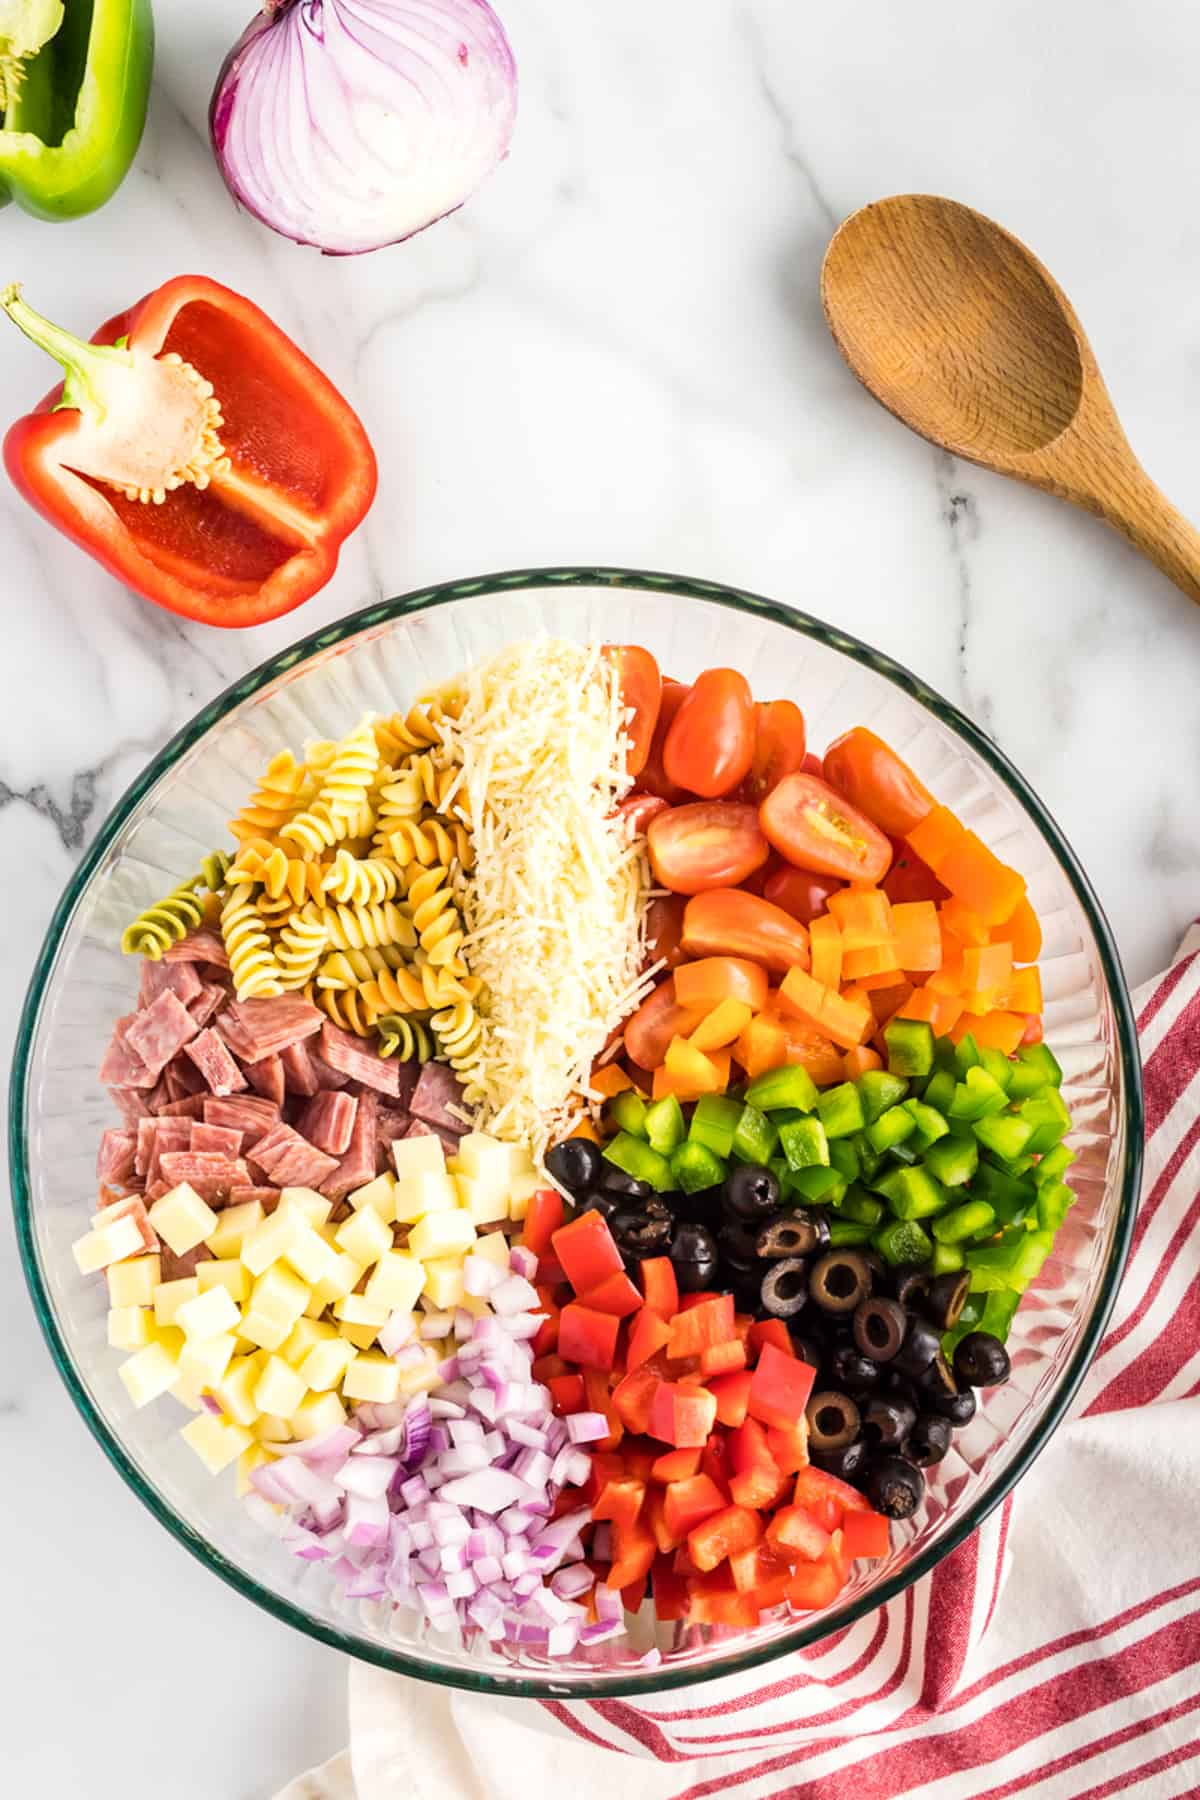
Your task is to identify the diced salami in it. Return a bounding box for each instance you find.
[125,990,200,1078]
[96,1129,137,1187]
[229,1185,282,1213]
[214,1007,257,1063]
[190,1122,244,1159]
[93,1192,159,1254]
[184,1027,247,1098]
[322,1089,379,1200]
[108,1085,153,1126]
[135,1116,193,1183]
[249,1122,341,1191]
[164,1054,208,1102]
[375,1103,411,1173]
[155,1094,208,1120]
[298,1090,358,1156]
[404,1115,463,1157]
[139,958,203,1010]
[318,1022,401,1097]
[187,982,228,1031]
[99,1016,156,1089]
[203,1095,280,1145]
[157,1151,252,1205]
[409,1063,468,1135]
[280,1040,321,1097]
[163,929,229,968]
[307,1049,350,1091]
[158,1243,214,1281]
[244,1055,286,1107]
[221,995,323,1063]
[391,1059,421,1110]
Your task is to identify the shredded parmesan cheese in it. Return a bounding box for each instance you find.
[441,637,654,1159]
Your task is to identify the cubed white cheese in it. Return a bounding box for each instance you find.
[280,1317,337,1368]
[239,1310,292,1354]
[362,1249,425,1314]
[454,1171,510,1226]
[237,1444,275,1498]
[253,1413,295,1445]
[454,1132,534,1181]
[176,1284,242,1344]
[253,1355,307,1417]
[347,1174,397,1222]
[506,1171,540,1223]
[408,1209,476,1262]
[390,1134,446,1179]
[392,1168,458,1224]
[205,1198,264,1259]
[338,1320,381,1350]
[334,1206,394,1267]
[176,1331,237,1390]
[240,1211,301,1277]
[289,1390,347,1441]
[471,1230,513,1272]
[333,1292,392,1329]
[180,1413,253,1474]
[107,1306,152,1351]
[118,1342,179,1408]
[71,1215,146,1274]
[422,1258,467,1310]
[107,1255,161,1307]
[283,1223,343,1288]
[311,1250,365,1307]
[341,1353,402,1404]
[153,1277,199,1327]
[278,1187,333,1228]
[394,1347,441,1398]
[216,1352,268,1427]
[196,1260,251,1303]
[251,1264,311,1323]
[298,1337,357,1393]
[148,1183,219,1257]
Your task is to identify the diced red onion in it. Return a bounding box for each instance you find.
[490,1274,540,1316]
[594,1585,624,1624]
[393,1343,429,1371]
[379,1311,416,1356]
[592,1523,613,1564]
[336,1456,399,1501]
[420,1311,454,1340]
[292,1424,363,1463]
[550,1564,594,1601]
[345,1493,390,1549]
[463,1255,500,1297]
[508,1245,538,1281]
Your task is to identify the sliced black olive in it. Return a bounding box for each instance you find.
[852,1297,907,1362]
[907,1413,953,1467]
[891,1314,943,1380]
[731,1268,766,1316]
[669,1221,719,1293]
[808,1249,873,1315]
[756,1208,830,1259]
[718,1218,763,1273]
[811,1436,869,1482]
[861,1248,888,1284]
[759,1257,810,1318]
[577,1189,622,1223]
[922,1270,971,1331]
[723,1164,781,1221]
[671,1188,724,1230]
[600,1168,653,1199]
[864,1454,925,1519]
[932,1383,977,1426]
[610,1200,672,1254]
[954,1331,1012,1387]
[862,1391,917,1449]
[805,1390,861,1453]
[894,1270,932,1311]
[545,1138,602,1196]
[791,1333,826,1368]
[829,1343,881,1395]
[918,1348,958,1402]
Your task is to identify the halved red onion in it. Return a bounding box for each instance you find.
[209,0,519,257]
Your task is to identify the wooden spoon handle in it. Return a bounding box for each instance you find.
[1081,457,1200,606]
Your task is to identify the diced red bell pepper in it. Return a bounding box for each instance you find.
[662,1473,727,1541]
[766,1503,832,1563]
[676,1290,723,1311]
[582,1451,624,1502]
[521,1188,564,1257]
[552,1210,624,1295]
[651,1551,689,1621]
[626,1307,674,1371]
[667,1294,736,1358]
[592,1477,646,1532]
[765,1418,810,1475]
[701,1431,734,1499]
[747,1342,815,1430]
[729,1540,792,1597]
[606,1517,657,1589]
[618,1437,657,1482]
[532,1352,570,1384]
[688,1503,762,1574]
[708,1368,754,1429]
[791,1466,871,1533]
[699,1338,748,1377]
[639,1257,679,1319]
[531,1292,560,1357]
[841,1509,891,1561]
[686,1569,761,1627]
[621,1574,650,1613]
[558,1302,620,1371]
[727,1417,788,1510]
[578,1268,644,1318]
[547,1373,586,1415]
[643,1484,677,1552]
[747,1318,795,1361]
[650,1445,703,1483]
[611,1364,661,1435]
[580,1366,623,1450]
[536,1255,566,1288]
[785,1532,848,1611]
[649,1381,718,1449]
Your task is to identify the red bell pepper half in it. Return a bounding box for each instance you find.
[1,279,376,628]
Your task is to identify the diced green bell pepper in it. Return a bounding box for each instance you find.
[979,1288,1021,1341]
[852,1131,883,1181]
[829,1138,861,1184]
[643,1093,685,1156]
[1018,1087,1072,1154]
[604,1131,674,1191]
[923,1133,979,1187]
[948,1065,1009,1121]
[816,1081,866,1139]
[885,1017,935,1078]
[973,1113,1035,1162]
[971,1160,1037,1228]
[954,1032,982,1074]
[610,1089,649,1138]
[929,1239,966,1275]
[788,1164,845,1203]
[828,1219,873,1247]
[872,1216,934,1267]
[922,1069,957,1115]
[778,1115,830,1171]
[689,1094,743,1158]
[744,1065,818,1114]
[857,1068,909,1123]
[873,1164,945,1220]
[731,1102,777,1165]
[839,1185,885,1227]
[1036,1179,1076,1232]
[886,1141,920,1166]
[1034,1142,1077,1188]
[966,1227,1054,1292]
[906,1098,950,1150]
[978,1045,1015,1092]
[932,1198,996,1244]
[867,1104,917,1153]
[670,1140,726,1195]
[1008,1041,1064,1100]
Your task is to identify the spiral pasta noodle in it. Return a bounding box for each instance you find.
[405,865,466,970]
[360,959,476,1017]
[376,1014,435,1062]
[305,982,377,1037]
[221,883,284,999]
[378,814,474,872]
[120,852,231,959]
[431,998,483,1076]
[322,849,406,906]
[314,900,417,953]
[228,837,328,905]
[316,946,409,990]
[373,705,446,763]
[275,911,328,990]
[229,751,315,843]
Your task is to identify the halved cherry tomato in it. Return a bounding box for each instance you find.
[618,792,671,835]
[681,890,811,975]
[763,866,845,925]
[882,840,947,906]
[643,894,688,971]
[639,679,691,802]
[647,802,770,895]
[663,669,755,798]
[801,752,825,779]
[623,977,708,1070]
[760,774,892,883]
[823,727,933,838]
[674,956,769,1013]
[607,645,662,777]
[743,700,807,801]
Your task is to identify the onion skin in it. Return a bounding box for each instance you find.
[210,0,518,257]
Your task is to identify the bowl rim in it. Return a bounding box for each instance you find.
[9,564,1143,1698]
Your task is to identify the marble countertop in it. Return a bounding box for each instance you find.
[3,2,1197,1794]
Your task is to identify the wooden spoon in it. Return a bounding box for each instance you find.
[821,193,1200,605]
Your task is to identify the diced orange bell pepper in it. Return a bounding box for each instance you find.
[733,1010,788,1079]
[841,1509,891,1560]
[611,1363,662,1434]
[748,1342,815,1429]
[826,886,893,950]
[954,1010,1025,1054]
[890,899,943,971]
[940,896,991,947]
[708,1367,754,1428]
[907,804,970,875]
[777,966,873,1051]
[590,1062,635,1099]
[688,1503,763,1574]
[808,913,843,989]
[674,956,769,1013]
[1007,966,1043,1014]
[855,968,909,993]
[688,998,753,1052]
[651,1445,703,1483]
[842,1043,883,1079]
[995,895,1042,962]
[663,1035,728,1093]
[765,1503,831,1563]
[765,1418,810,1475]
[747,1318,794,1360]
[566,1116,603,1144]
[917,813,1026,926]
[843,940,902,980]
[592,1477,646,1532]
[662,1472,727,1541]
[700,1338,748,1377]
[961,942,1014,995]
[897,986,964,1035]
[727,1417,787,1509]
[772,1013,846,1084]
[869,980,916,1026]
[667,1294,736,1359]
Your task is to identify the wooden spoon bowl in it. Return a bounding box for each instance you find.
[821,194,1200,605]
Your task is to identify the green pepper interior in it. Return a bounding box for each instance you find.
[2,0,92,145]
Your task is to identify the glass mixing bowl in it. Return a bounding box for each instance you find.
[10,568,1142,1698]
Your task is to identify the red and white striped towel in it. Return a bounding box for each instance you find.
[279,927,1200,1800]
